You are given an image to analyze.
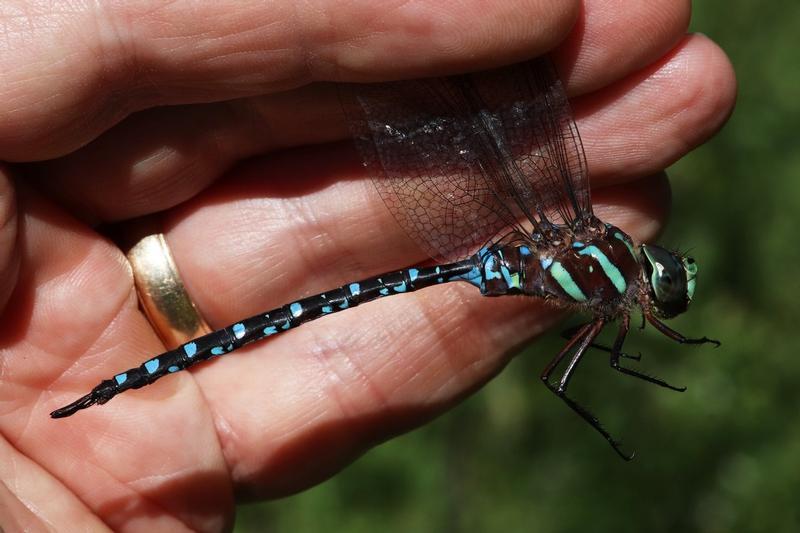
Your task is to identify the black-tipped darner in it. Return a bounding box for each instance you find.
[51,58,718,459]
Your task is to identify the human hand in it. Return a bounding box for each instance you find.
[0,1,735,530]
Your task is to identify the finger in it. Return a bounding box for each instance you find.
[554,0,692,94]
[34,34,734,223]
[159,144,669,495]
[28,84,349,224]
[0,0,579,160]
[575,34,736,184]
[0,187,234,529]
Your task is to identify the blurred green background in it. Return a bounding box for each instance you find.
[237,2,800,532]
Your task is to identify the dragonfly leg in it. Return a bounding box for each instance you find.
[542,320,634,461]
[561,323,641,361]
[609,315,686,392]
[543,322,593,384]
[645,312,721,347]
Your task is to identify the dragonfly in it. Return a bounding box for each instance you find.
[51,58,719,459]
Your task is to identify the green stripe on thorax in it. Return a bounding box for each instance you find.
[549,261,588,302]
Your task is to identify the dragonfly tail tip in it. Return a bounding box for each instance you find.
[50,392,98,418]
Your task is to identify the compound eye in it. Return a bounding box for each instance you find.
[641,245,691,318]
[653,262,682,302]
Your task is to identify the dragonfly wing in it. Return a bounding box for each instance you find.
[469,58,592,225]
[341,57,591,262]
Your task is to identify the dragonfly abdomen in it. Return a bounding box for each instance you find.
[51,257,481,417]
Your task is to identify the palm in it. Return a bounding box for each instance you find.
[0,1,735,531]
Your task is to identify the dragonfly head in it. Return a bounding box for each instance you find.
[639,244,697,319]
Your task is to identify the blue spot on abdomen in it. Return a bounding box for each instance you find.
[290,302,303,318]
[184,342,197,358]
[144,358,159,374]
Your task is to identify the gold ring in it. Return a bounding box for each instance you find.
[126,233,212,349]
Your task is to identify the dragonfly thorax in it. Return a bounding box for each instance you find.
[472,225,640,316]
[473,224,699,325]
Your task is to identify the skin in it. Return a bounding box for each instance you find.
[0,0,736,530]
